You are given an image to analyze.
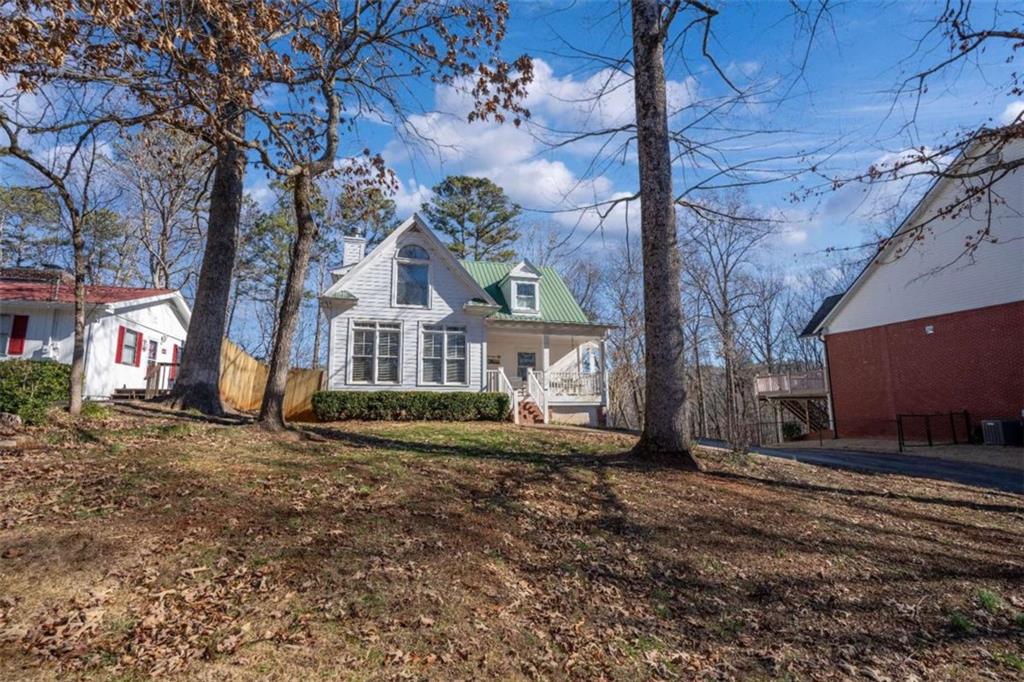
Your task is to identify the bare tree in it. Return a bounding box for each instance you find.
[108,127,211,290]
[247,0,531,429]
[681,193,773,443]
[0,88,122,414]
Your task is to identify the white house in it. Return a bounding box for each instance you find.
[0,268,190,399]
[320,214,612,425]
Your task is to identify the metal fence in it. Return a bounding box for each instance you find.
[896,411,972,452]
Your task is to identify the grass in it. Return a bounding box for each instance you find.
[948,610,977,635]
[1,409,1022,680]
[994,651,1024,673]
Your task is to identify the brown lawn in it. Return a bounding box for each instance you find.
[1,407,1022,680]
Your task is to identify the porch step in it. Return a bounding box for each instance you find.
[112,388,169,401]
[518,399,545,425]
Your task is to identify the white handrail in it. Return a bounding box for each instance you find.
[527,369,547,423]
[486,368,518,424]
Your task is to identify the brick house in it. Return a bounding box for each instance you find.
[774,133,1024,439]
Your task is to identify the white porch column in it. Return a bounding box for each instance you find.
[541,333,550,387]
[599,336,609,407]
[480,338,487,390]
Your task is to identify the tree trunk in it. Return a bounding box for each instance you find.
[167,113,245,415]
[68,214,86,415]
[311,261,325,369]
[629,0,700,468]
[259,172,318,430]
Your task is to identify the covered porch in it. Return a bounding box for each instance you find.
[483,320,610,424]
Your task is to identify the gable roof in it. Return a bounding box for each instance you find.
[320,213,498,306]
[1,268,192,325]
[460,260,590,324]
[798,294,843,338]
[806,132,1010,337]
[1,267,174,305]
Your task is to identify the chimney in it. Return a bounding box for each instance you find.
[342,235,366,266]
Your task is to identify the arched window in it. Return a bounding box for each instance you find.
[395,243,430,306]
[397,244,429,260]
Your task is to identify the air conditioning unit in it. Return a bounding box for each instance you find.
[981,420,1023,446]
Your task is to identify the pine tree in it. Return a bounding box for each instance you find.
[421,176,521,261]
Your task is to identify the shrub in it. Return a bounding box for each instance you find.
[0,360,71,424]
[781,422,803,441]
[312,390,510,422]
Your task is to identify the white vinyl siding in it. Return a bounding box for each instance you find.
[825,140,1024,335]
[325,224,486,392]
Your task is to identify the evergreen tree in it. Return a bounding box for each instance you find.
[421,176,521,261]
[0,187,62,267]
[333,186,399,248]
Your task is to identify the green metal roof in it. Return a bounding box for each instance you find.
[459,260,590,324]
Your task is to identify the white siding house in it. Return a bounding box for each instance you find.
[320,215,612,425]
[0,268,190,399]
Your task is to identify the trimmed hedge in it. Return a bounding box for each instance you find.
[312,390,510,422]
[0,360,71,424]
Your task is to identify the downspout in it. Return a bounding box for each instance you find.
[821,332,838,439]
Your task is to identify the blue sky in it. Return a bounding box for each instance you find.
[246,0,1022,273]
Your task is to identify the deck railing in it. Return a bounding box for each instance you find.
[144,362,179,398]
[754,370,826,397]
[545,370,603,397]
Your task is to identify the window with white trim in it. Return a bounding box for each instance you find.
[395,244,430,307]
[513,281,538,312]
[0,314,10,356]
[351,321,401,384]
[421,325,467,385]
[118,327,140,366]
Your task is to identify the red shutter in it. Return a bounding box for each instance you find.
[135,332,143,366]
[170,344,180,380]
[115,326,125,364]
[7,315,28,355]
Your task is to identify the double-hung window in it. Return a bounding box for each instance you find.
[513,281,538,312]
[351,321,401,384]
[420,325,467,385]
[116,326,143,366]
[395,244,430,307]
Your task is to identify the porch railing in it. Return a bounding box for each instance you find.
[546,370,602,397]
[485,368,518,424]
[754,370,826,397]
[145,362,178,398]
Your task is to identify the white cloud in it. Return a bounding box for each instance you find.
[822,147,952,226]
[385,58,669,237]
[999,101,1024,125]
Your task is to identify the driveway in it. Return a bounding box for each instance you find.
[696,439,1024,495]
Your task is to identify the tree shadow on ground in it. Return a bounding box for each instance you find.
[705,469,1022,514]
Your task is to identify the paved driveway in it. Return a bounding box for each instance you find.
[697,439,1024,495]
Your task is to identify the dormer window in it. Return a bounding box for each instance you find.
[513,281,538,312]
[395,244,430,307]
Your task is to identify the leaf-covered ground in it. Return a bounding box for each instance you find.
[1,408,1022,680]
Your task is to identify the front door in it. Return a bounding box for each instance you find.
[516,352,536,382]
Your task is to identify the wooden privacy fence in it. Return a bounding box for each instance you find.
[218,339,324,421]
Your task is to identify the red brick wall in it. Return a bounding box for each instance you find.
[825,301,1024,439]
